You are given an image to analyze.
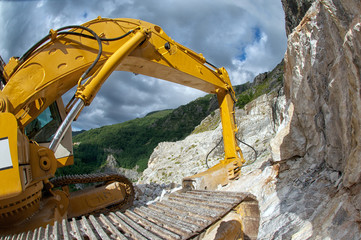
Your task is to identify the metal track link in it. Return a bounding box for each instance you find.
[50,173,131,187]
[1,190,259,240]
[51,173,135,213]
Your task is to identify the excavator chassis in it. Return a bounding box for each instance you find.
[1,190,259,240]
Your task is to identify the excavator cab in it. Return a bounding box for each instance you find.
[25,101,62,143]
[24,98,74,168]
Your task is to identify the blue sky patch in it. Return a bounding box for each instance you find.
[236,27,263,62]
[237,46,247,61]
[253,27,262,42]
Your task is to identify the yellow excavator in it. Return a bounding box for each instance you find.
[0,17,259,239]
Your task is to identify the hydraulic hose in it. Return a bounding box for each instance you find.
[18,25,102,84]
[205,60,218,70]
[0,55,6,88]
[206,137,223,169]
[56,25,102,80]
[205,136,258,169]
[61,29,134,42]
[236,136,258,162]
[18,24,134,82]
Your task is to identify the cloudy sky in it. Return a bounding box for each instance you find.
[0,0,287,130]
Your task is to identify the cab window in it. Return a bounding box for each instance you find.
[25,102,62,143]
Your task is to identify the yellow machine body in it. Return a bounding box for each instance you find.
[0,17,255,238]
[0,112,24,198]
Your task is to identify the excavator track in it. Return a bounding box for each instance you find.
[1,190,259,240]
[50,173,135,213]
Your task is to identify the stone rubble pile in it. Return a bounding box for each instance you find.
[132,182,181,208]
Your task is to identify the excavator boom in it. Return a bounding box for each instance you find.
[0,17,259,239]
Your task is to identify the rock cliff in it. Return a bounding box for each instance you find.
[101,154,141,181]
[138,0,361,238]
[275,0,361,188]
[270,0,361,237]
[281,0,315,35]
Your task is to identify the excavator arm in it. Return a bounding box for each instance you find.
[1,17,243,189]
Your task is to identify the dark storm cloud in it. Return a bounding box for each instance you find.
[0,0,287,130]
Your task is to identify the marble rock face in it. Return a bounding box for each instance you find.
[137,0,361,238]
[270,0,361,238]
[274,0,361,188]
